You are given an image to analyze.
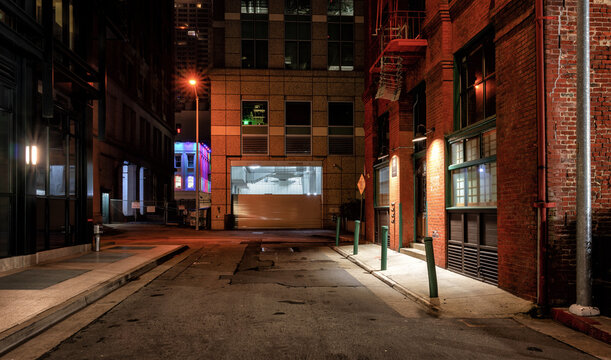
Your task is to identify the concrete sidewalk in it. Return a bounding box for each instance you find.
[333,243,534,318]
[332,242,611,357]
[0,243,186,356]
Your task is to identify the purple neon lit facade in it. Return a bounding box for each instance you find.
[174,142,211,194]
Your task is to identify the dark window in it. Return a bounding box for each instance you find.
[328,0,353,71]
[413,83,426,153]
[285,0,311,70]
[328,102,353,155]
[285,102,311,154]
[376,112,389,158]
[242,0,268,69]
[457,34,495,129]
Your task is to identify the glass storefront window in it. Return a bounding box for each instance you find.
[449,129,496,208]
[466,137,479,162]
[375,166,389,206]
[231,166,321,195]
[483,129,497,157]
[49,128,66,196]
[451,169,465,207]
[451,141,463,165]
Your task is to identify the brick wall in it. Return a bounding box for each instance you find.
[494,1,538,301]
[545,0,611,310]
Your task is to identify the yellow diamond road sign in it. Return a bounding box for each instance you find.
[357,174,366,195]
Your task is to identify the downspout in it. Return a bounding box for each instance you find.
[534,0,554,307]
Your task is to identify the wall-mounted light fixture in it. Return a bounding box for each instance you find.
[412,125,435,143]
[25,145,38,165]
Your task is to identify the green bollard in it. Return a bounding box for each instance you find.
[381,225,388,270]
[353,220,360,255]
[398,203,403,249]
[423,237,438,298]
[335,216,341,247]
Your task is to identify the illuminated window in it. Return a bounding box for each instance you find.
[242,101,268,154]
[231,166,321,195]
[457,34,495,129]
[175,175,182,190]
[375,166,389,206]
[448,130,496,207]
[187,175,195,190]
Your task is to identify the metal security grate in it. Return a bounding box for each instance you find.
[329,136,353,155]
[479,248,498,285]
[447,242,463,272]
[447,211,498,285]
[243,136,268,154]
[285,136,310,154]
[463,246,479,278]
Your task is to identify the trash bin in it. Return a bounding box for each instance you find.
[224,214,235,229]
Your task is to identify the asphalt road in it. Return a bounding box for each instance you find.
[40,234,594,359]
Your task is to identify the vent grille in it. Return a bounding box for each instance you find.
[329,136,353,155]
[447,242,462,272]
[285,136,310,154]
[479,248,498,285]
[243,136,267,154]
[463,246,479,277]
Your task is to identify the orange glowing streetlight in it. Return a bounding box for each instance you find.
[188,78,201,231]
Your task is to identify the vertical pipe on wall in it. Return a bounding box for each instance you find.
[570,0,599,316]
[535,0,548,307]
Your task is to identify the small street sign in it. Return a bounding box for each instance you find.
[357,174,366,195]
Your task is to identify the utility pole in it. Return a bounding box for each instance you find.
[189,79,200,231]
[570,0,599,317]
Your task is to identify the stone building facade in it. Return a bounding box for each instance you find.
[209,0,366,230]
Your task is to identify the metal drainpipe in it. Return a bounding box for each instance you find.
[535,0,551,307]
[570,0,599,317]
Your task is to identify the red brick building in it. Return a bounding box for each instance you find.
[363,0,610,313]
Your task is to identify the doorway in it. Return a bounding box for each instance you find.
[414,156,426,243]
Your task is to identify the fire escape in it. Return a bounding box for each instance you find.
[368,1,427,101]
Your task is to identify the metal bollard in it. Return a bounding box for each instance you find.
[93,224,102,252]
[423,237,438,298]
[381,225,388,270]
[353,220,360,255]
[335,216,341,247]
[398,203,403,249]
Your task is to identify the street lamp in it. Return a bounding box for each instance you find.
[189,78,200,231]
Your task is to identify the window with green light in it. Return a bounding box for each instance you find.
[242,101,268,126]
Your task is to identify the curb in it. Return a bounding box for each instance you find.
[551,308,611,345]
[331,246,440,313]
[0,245,188,356]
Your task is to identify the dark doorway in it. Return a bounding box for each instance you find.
[415,157,426,243]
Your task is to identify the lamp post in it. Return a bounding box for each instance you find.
[189,79,200,231]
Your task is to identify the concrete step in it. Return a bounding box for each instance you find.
[399,247,426,261]
[412,242,425,252]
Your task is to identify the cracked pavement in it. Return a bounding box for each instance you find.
[37,234,595,360]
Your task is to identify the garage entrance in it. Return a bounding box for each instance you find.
[231,165,322,229]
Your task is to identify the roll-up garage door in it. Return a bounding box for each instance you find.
[231,165,322,229]
[234,194,321,228]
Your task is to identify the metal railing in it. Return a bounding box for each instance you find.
[366,11,426,90]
